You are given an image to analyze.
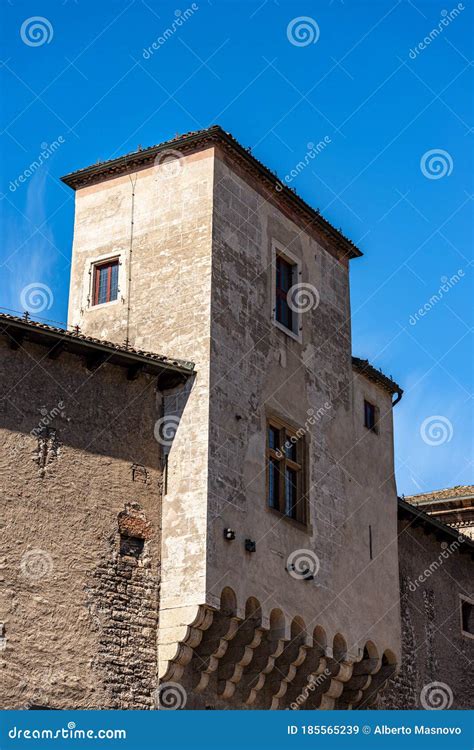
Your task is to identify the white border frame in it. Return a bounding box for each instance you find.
[271,239,302,343]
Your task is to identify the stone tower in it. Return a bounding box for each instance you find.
[62,126,402,708]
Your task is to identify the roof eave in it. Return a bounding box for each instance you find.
[398,497,474,554]
[0,314,195,384]
[352,356,403,403]
[60,126,362,261]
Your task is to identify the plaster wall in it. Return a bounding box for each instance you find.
[66,150,215,667]
[65,144,400,668]
[206,151,400,659]
[0,339,161,709]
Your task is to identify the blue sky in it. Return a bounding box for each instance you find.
[0,0,472,495]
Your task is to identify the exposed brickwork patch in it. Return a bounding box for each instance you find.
[86,505,158,709]
[118,503,153,540]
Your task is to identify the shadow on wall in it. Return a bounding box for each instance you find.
[0,337,194,468]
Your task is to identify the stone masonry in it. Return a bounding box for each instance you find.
[2,127,469,710]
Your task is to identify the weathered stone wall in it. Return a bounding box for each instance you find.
[380,521,473,709]
[65,143,401,687]
[206,150,400,660]
[348,373,400,656]
[66,150,215,676]
[0,338,161,708]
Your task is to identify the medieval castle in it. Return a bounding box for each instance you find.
[1,127,472,710]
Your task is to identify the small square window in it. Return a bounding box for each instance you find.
[267,418,307,525]
[92,259,119,306]
[364,400,378,433]
[461,597,474,637]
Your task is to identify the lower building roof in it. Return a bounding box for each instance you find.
[352,356,403,404]
[398,497,473,556]
[405,485,474,506]
[0,313,195,388]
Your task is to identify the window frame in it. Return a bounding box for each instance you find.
[91,257,120,307]
[460,594,474,639]
[364,399,379,434]
[266,414,309,528]
[271,241,302,342]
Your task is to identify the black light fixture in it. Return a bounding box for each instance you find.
[223,528,235,541]
[287,563,313,581]
[245,539,256,553]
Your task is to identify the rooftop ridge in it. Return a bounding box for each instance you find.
[405,485,474,501]
[60,125,362,262]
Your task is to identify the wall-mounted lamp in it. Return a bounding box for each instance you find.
[287,563,314,581]
[223,528,236,541]
[245,539,256,553]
